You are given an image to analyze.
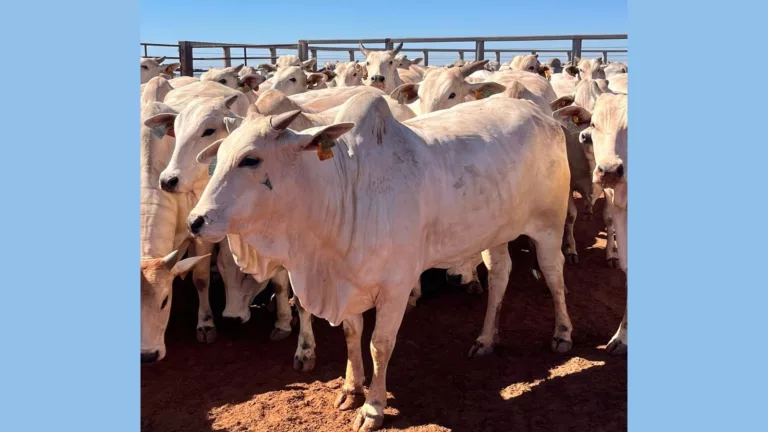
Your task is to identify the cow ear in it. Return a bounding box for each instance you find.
[537,65,551,79]
[306,73,326,89]
[171,254,211,277]
[553,105,592,126]
[223,115,244,134]
[197,139,225,164]
[565,65,579,76]
[390,83,420,104]
[550,95,575,111]
[467,82,506,100]
[320,69,336,81]
[258,63,278,73]
[238,73,265,90]
[224,94,240,109]
[163,63,180,75]
[144,112,177,138]
[302,58,317,72]
[294,123,355,160]
[411,57,423,65]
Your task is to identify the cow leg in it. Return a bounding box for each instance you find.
[191,240,216,343]
[293,300,316,371]
[604,199,619,268]
[352,291,410,432]
[530,229,573,353]
[270,269,292,341]
[335,314,365,411]
[606,205,628,354]
[563,193,579,264]
[407,278,422,309]
[469,243,512,358]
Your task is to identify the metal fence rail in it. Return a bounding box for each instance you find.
[140,34,627,76]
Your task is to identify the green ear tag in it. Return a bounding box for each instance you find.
[483,88,493,98]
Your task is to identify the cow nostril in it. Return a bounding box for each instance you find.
[615,164,624,177]
[160,176,179,192]
[188,216,205,234]
[167,177,178,187]
[141,351,159,364]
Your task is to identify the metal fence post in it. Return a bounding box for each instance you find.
[458,51,464,61]
[223,47,231,67]
[495,51,501,63]
[348,50,355,62]
[143,44,148,57]
[178,41,194,77]
[297,40,307,61]
[602,51,608,63]
[475,40,484,62]
[423,50,429,66]
[311,49,318,71]
[269,47,277,64]
[384,38,393,50]
[571,38,582,61]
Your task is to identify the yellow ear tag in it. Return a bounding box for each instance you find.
[572,116,580,124]
[316,136,335,161]
[545,69,552,78]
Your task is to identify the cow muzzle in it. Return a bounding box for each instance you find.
[159,173,180,193]
[141,349,161,364]
[594,161,625,188]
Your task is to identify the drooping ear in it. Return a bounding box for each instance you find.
[223,115,244,134]
[391,42,404,55]
[171,254,211,277]
[302,58,317,72]
[155,56,166,64]
[269,110,302,131]
[163,63,181,75]
[294,123,356,159]
[223,94,240,109]
[550,95,575,111]
[565,65,579,76]
[144,112,177,138]
[553,105,592,126]
[390,83,420,104]
[320,69,336,81]
[258,63,278,73]
[537,64,551,79]
[354,61,362,70]
[306,73,327,89]
[467,82,506,100]
[238,73,266,90]
[197,138,225,164]
[411,57,423,65]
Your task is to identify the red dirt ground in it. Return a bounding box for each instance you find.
[141,196,627,432]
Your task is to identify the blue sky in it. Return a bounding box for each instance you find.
[140,0,627,68]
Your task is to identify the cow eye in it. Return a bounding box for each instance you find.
[528,66,534,71]
[448,92,456,99]
[218,79,227,85]
[161,295,169,310]
[289,77,297,82]
[201,128,215,137]
[239,157,262,168]
[389,61,393,65]
[141,65,148,70]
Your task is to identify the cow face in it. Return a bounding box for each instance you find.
[390,60,505,114]
[271,66,327,96]
[333,61,363,87]
[141,240,209,363]
[588,93,627,204]
[360,42,404,93]
[141,57,180,84]
[602,62,628,79]
[577,58,607,80]
[147,96,244,193]
[200,65,266,92]
[510,54,550,78]
[395,54,423,69]
[187,113,355,243]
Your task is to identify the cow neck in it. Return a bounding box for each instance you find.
[140,132,178,258]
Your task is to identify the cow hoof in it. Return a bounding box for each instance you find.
[565,253,579,265]
[607,258,620,269]
[551,337,573,353]
[334,390,365,411]
[606,338,627,355]
[270,328,291,341]
[468,341,495,358]
[465,280,483,295]
[196,326,217,344]
[293,353,316,372]
[352,403,384,432]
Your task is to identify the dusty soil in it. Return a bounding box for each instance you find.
[141,196,627,432]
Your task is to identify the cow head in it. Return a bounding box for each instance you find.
[390,60,505,113]
[146,95,245,193]
[141,238,210,363]
[586,93,627,206]
[509,54,550,78]
[395,54,423,69]
[270,66,328,95]
[200,64,266,92]
[577,57,607,80]
[141,56,181,84]
[332,61,363,87]
[546,58,563,74]
[187,112,355,242]
[359,42,404,93]
[602,62,628,79]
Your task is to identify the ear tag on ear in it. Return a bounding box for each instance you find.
[572,116,580,125]
[208,155,217,176]
[316,136,335,161]
[545,69,552,78]
[397,91,405,104]
[474,88,493,99]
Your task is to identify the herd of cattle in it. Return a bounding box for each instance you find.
[140,42,628,431]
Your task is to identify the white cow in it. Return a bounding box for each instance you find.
[608,73,628,94]
[199,64,266,105]
[270,65,329,96]
[258,55,316,73]
[359,42,406,93]
[326,61,363,88]
[602,61,628,78]
[578,93,628,354]
[509,54,551,78]
[487,69,559,103]
[188,93,574,430]
[141,56,181,84]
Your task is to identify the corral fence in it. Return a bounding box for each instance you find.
[141,34,627,77]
